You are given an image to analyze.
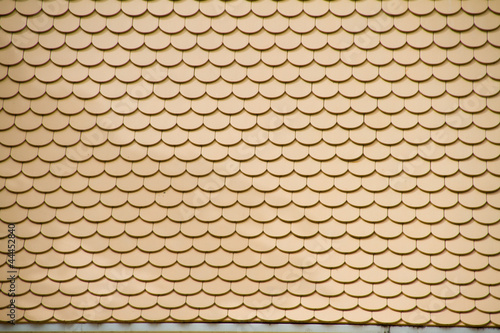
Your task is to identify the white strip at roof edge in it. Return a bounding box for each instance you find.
[1,323,500,333]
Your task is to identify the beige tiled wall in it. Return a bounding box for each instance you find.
[0,0,499,327]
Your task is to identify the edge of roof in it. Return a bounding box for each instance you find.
[1,323,500,333]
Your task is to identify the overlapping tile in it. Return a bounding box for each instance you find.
[0,0,499,328]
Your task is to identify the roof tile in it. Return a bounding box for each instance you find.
[428,188,456,210]
[462,0,489,15]
[460,309,490,326]
[0,201,28,224]
[2,1,500,327]
[422,12,447,32]
[358,293,387,312]
[393,11,419,33]
[342,12,367,34]
[459,281,489,301]
[0,1,16,17]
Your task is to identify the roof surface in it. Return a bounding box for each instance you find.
[0,0,499,327]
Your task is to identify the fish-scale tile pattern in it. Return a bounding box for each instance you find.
[0,0,499,327]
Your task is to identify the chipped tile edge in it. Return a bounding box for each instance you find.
[1,324,500,333]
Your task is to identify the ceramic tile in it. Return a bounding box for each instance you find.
[1,1,16,15]
[2,1,500,327]
[422,11,449,32]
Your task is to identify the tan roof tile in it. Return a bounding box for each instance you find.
[489,27,500,47]
[460,252,489,274]
[433,1,460,15]
[461,309,491,326]
[358,203,385,222]
[3,1,500,327]
[376,280,403,302]
[65,219,97,241]
[180,220,208,239]
[473,203,499,224]
[1,10,25,32]
[431,281,461,299]
[428,309,460,326]
[401,279,431,300]
[171,1,200,17]
[0,2,13,16]
[446,235,474,256]
[412,15,439,34]
[373,307,402,324]
[490,0,500,12]
[194,268,223,286]
[41,292,72,311]
[69,294,99,314]
[215,292,244,309]
[444,296,475,316]
[222,281,254,302]
[9,62,36,85]
[459,189,487,209]
[460,282,490,303]
[302,293,330,310]
[299,265,329,284]
[401,307,431,324]
[344,306,374,323]
[225,305,255,321]
[392,11,418,33]
[447,10,474,31]
[212,264,241,283]
[344,249,373,269]
[358,293,387,312]
[29,278,58,299]
[58,278,88,299]
[23,306,53,322]
[341,13,367,35]
[198,304,226,321]
[241,291,272,311]
[316,247,346,271]
[140,280,172,301]
[492,313,500,326]
[127,292,156,310]
[462,0,488,15]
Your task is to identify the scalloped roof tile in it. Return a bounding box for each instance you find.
[0,0,500,329]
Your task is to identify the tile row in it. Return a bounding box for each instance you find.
[6,305,500,327]
[1,95,498,126]
[4,57,500,86]
[3,209,500,240]
[1,4,499,34]
[2,120,497,155]
[1,0,498,20]
[6,228,500,263]
[2,177,499,210]
[1,77,498,103]
[0,201,498,224]
[1,160,499,194]
[0,203,494,234]
[7,266,498,313]
[2,23,500,54]
[3,248,499,289]
[4,26,500,71]
[2,170,500,217]
[6,272,500,310]
[1,121,500,152]
[2,117,499,148]
[1,258,498,326]
[2,41,498,70]
[1,138,498,170]
[1,133,498,164]
[1,209,498,237]
[1,157,499,192]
